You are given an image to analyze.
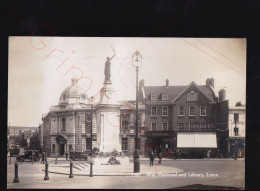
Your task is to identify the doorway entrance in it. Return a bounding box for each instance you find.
[56,135,67,156]
[59,144,65,155]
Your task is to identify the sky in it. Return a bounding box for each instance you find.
[8,37,246,127]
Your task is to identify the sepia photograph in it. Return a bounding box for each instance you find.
[7,37,246,189]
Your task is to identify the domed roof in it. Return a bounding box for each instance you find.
[58,78,88,105]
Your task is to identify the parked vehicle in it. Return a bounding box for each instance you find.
[17,150,40,162]
[10,145,20,156]
[69,151,89,161]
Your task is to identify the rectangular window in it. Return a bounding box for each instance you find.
[234,127,239,136]
[200,106,206,116]
[162,123,168,131]
[189,106,195,116]
[151,123,157,131]
[10,129,14,135]
[178,123,184,131]
[162,106,168,116]
[122,120,129,131]
[122,138,128,150]
[162,93,168,100]
[151,93,157,100]
[178,106,185,116]
[52,144,55,153]
[151,106,157,116]
[187,91,198,101]
[234,113,239,122]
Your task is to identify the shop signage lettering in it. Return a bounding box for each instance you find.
[179,123,215,128]
[151,132,170,137]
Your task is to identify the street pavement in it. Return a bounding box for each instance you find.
[7,156,245,189]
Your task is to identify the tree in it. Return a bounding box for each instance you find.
[19,133,28,148]
[30,133,40,150]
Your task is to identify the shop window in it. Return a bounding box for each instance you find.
[189,106,195,116]
[151,123,157,131]
[151,106,157,116]
[178,106,184,116]
[200,106,206,116]
[122,138,128,150]
[187,91,198,101]
[163,123,168,131]
[151,93,157,100]
[162,106,168,116]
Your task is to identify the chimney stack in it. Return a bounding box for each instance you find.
[166,79,169,87]
[206,78,214,89]
[218,89,226,101]
[235,102,242,106]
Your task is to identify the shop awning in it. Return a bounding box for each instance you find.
[177,132,217,148]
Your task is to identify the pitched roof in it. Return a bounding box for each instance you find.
[139,82,216,103]
[139,86,186,103]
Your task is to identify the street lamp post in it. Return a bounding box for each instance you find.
[90,96,94,153]
[132,51,142,173]
[88,96,95,154]
[234,118,238,160]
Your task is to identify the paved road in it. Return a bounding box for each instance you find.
[7,157,244,189]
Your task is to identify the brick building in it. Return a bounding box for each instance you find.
[139,78,229,158]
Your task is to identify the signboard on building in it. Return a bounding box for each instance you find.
[130,129,135,134]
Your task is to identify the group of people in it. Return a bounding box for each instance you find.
[148,148,182,166]
[91,151,126,158]
[148,149,166,166]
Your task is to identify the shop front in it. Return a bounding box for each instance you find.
[145,131,176,157]
[228,137,245,158]
[177,132,220,158]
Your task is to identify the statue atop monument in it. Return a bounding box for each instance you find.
[104,46,116,82]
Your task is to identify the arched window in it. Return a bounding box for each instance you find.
[62,118,66,131]
[63,94,66,101]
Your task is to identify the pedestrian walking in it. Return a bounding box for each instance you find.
[32,151,35,163]
[158,152,163,164]
[149,150,155,166]
[207,149,211,160]
[65,152,68,160]
[175,149,180,160]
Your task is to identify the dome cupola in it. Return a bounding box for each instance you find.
[58,78,88,105]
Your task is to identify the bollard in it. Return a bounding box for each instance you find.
[89,162,93,177]
[44,160,49,180]
[69,160,74,178]
[55,157,57,164]
[9,157,11,165]
[13,161,20,183]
